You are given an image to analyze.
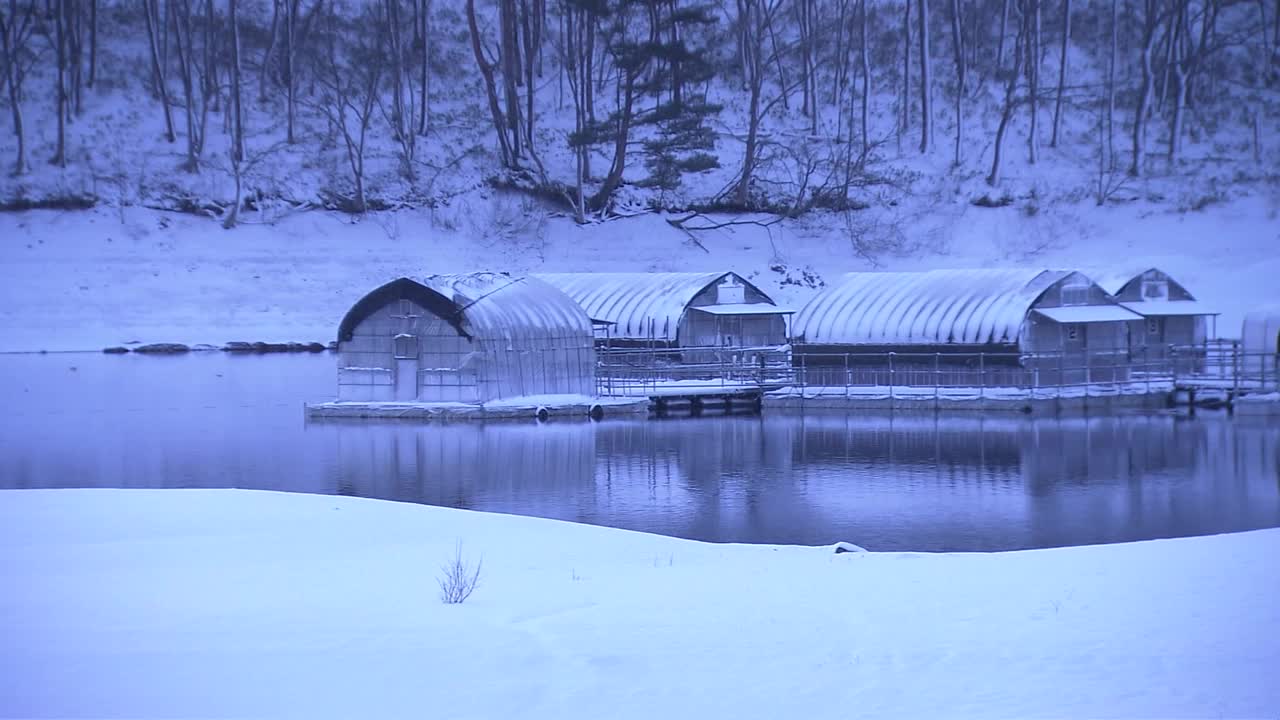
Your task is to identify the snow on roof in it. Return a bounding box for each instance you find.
[1089,267,1157,295]
[689,303,794,316]
[339,273,593,342]
[422,273,594,340]
[534,272,778,342]
[792,269,1070,346]
[1033,305,1144,323]
[1118,300,1218,317]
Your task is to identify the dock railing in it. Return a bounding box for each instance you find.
[1170,341,1279,394]
[595,345,795,397]
[786,349,1150,398]
[593,343,1279,399]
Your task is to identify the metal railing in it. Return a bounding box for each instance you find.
[787,349,1151,397]
[1169,341,1279,393]
[595,345,795,396]
[591,343,1280,399]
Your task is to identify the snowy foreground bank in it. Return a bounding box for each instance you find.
[2,490,1278,719]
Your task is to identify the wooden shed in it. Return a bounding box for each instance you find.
[534,272,791,351]
[1094,268,1217,364]
[790,269,1142,387]
[335,273,596,403]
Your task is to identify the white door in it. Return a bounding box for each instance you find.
[393,334,418,401]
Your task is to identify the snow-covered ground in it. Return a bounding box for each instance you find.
[2,190,1276,352]
[1,488,1276,718]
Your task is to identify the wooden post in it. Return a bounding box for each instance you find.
[934,352,940,410]
[844,352,850,399]
[978,352,984,401]
[888,351,895,403]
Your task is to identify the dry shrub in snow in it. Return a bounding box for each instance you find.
[438,541,482,605]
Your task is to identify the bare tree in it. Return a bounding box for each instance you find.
[381,0,419,178]
[949,0,965,165]
[86,0,96,86]
[1130,0,1167,176]
[1049,0,1069,146]
[988,0,1026,185]
[467,0,516,166]
[1026,0,1040,163]
[313,4,382,212]
[900,0,910,147]
[48,0,69,166]
[223,0,249,226]
[918,0,931,153]
[172,0,211,171]
[858,0,870,157]
[142,0,177,142]
[0,0,38,174]
[414,0,430,135]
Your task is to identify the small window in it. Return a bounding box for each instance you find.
[393,334,417,359]
[1064,324,1081,342]
[1142,281,1168,300]
[1146,318,1160,335]
[1060,279,1090,306]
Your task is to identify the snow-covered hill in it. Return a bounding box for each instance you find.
[2,190,1275,352]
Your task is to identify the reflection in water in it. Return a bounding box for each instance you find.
[0,353,1277,550]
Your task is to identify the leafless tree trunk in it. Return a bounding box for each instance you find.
[950,0,964,165]
[283,0,297,142]
[50,0,68,166]
[1027,0,1040,163]
[313,7,382,214]
[500,0,522,158]
[988,0,1026,185]
[467,0,515,167]
[1130,0,1162,176]
[259,0,279,102]
[1,0,37,174]
[87,0,96,85]
[172,0,210,171]
[225,0,246,226]
[142,0,176,142]
[997,0,1010,66]
[1050,0,1069,146]
[859,0,870,157]
[415,0,430,135]
[383,0,418,178]
[900,0,910,147]
[917,0,931,153]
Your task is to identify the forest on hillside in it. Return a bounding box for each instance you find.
[1,0,1277,225]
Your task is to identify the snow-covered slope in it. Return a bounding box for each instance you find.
[1,488,1277,719]
[1,191,1275,352]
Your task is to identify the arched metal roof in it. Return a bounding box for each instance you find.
[534,272,778,342]
[338,273,593,342]
[792,269,1069,346]
[1090,266,1195,299]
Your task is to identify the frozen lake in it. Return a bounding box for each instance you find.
[2,352,1277,551]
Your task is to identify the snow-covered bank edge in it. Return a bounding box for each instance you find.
[2,488,1279,719]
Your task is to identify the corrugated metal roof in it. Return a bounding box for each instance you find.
[792,269,1070,346]
[534,272,778,342]
[1119,300,1218,317]
[422,273,594,340]
[1033,306,1143,323]
[1089,267,1154,295]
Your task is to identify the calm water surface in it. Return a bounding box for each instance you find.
[2,353,1278,551]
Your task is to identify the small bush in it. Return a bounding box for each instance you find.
[437,541,482,605]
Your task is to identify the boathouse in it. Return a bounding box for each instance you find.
[534,272,791,350]
[790,269,1142,387]
[335,273,596,403]
[1095,268,1217,365]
